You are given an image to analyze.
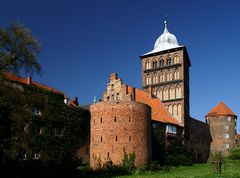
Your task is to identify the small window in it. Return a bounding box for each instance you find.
[224,125,229,130]
[166,124,177,134]
[152,123,157,128]
[101,136,103,142]
[224,143,229,150]
[111,84,114,91]
[107,152,110,157]
[129,117,131,122]
[53,128,60,136]
[32,107,41,116]
[114,117,116,122]
[33,152,41,160]
[115,136,118,141]
[100,118,102,123]
[129,136,131,142]
[227,116,231,122]
[224,134,229,139]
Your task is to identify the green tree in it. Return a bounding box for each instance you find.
[0,21,41,75]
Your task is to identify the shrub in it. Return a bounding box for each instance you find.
[228,146,240,160]
[121,148,136,171]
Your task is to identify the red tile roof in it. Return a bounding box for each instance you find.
[206,101,236,117]
[131,87,182,126]
[4,72,64,95]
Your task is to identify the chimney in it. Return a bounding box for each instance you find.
[73,97,79,106]
[27,76,32,85]
[110,73,118,82]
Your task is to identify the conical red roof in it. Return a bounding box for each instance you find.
[206,101,236,117]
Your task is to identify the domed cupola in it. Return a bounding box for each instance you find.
[143,20,181,55]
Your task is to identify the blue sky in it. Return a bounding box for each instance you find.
[1,0,240,131]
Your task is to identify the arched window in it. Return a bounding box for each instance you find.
[174,55,179,64]
[153,75,158,84]
[173,104,177,116]
[145,76,151,85]
[166,73,170,81]
[157,89,163,100]
[152,60,158,69]
[176,85,181,98]
[170,86,175,100]
[167,57,172,66]
[145,60,151,70]
[174,71,180,80]
[168,105,173,115]
[163,88,169,100]
[159,58,164,67]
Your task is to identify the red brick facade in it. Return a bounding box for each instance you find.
[90,101,151,168]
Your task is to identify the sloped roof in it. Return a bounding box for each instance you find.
[133,88,182,126]
[206,101,236,117]
[4,72,64,95]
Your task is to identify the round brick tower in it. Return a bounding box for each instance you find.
[90,101,151,168]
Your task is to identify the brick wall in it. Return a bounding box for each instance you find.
[90,101,152,168]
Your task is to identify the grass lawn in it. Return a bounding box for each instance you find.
[112,162,240,178]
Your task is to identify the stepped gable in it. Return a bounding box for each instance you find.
[206,101,236,117]
[130,87,182,126]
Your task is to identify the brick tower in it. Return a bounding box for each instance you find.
[139,20,191,137]
[205,102,237,154]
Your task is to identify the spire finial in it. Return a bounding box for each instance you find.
[164,14,168,32]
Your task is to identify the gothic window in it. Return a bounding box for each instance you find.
[153,75,158,84]
[166,73,170,81]
[174,55,180,64]
[173,104,178,116]
[159,58,164,67]
[163,88,169,100]
[176,85,181,98]
[167,57,172,66]
[145,76,151,85]
[174,71,180,80]
[159,74,163,82]
[152,60,158,69]
[170,86,175,99]
[145,60,151,70]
